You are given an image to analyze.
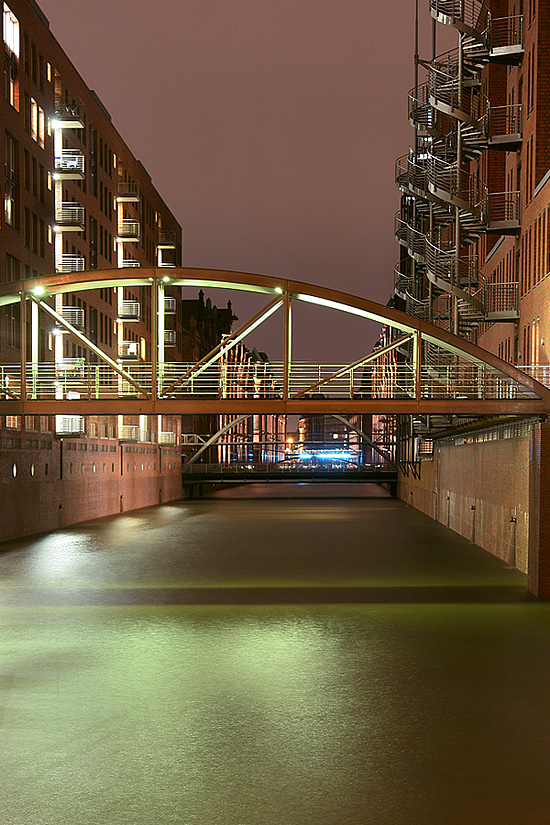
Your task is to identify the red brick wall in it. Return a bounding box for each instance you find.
[0,439,182,542]
[398,433,530,571]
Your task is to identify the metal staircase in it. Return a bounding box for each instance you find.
[395,0,523,345]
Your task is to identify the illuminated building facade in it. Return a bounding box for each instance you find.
[0,0,198,539]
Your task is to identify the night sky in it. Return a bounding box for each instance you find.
[38,0,453,360]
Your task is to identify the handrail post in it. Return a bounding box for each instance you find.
[20,289,26,403]
[151,275,158,403]
[283,289,291,401]
[414,330,422,401]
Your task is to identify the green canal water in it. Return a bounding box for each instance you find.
[1,483,549,824]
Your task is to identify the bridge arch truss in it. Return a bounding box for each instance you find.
[0,267,548,417]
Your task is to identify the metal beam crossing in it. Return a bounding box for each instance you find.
[0,267,548,416]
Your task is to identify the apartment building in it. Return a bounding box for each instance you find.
[0,0,192,539]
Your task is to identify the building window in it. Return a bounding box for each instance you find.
[5,253,19,282]
[3,4,19,58]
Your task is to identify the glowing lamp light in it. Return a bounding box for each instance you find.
[52,173,61,181]
[51,119,60,129]
[33,286,46,297]
[162,276,170,283]
[275,287,283,294]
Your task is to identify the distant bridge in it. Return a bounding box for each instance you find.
[1,267,549,417]
[181,462,398,485]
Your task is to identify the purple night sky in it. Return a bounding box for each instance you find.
[38,0,450,360]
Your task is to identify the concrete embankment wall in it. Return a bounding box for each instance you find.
[398,430,530,572]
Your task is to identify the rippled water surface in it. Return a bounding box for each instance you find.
[1,483,549,825]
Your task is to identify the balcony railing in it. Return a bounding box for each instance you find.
[117,181,140,202]
[54,202,85,231]
[164,297,176,314]
[164,330,176,346]
[118,342,141,360]
[118,425,139,442]
[490,16,524,59]
[56,254,86,273]
[159,431,177,445]
[53,101,85,129]
[121,259,141,268]
[158,229,176,248]
[55,415,85,436]
[54,150,85,180]
[55,358,85,379]
[118,301,141,321]
[487,191,520,231]
[117,220,141,242]
[490,104,522,147]
[58,307,85,330]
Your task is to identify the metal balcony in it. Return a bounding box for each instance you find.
[489,104,522,150]
[164,330,176,346]
[489,16,524,63]
[118,341,141,360]
[164,297,176,314]
[54,150,85,180]
[158,431,177,445]
[157,230,176,249]
[117,182,140,202]
[55,359,85,379]
[58,307,85,330]
[54,202,85,232]
[121,259,141,268]
[487,192,521,234]
[56,254,86,273]
[55,415,85,436]
[52,101,85,129]
[118,301,141,321]
[117,220,141,242]
[118,425,139,442]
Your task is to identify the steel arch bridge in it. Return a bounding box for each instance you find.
[0,267,549,417]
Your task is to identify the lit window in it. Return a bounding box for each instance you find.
[30,97,37,141]
[3,4,19,58]
[38,107,44,147]
[46,62,51,82]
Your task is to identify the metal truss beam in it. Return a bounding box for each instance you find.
[31,295,149,398]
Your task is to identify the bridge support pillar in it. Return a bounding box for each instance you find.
[528,421,550,597]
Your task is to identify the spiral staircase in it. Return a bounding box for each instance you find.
[394,0,523,345]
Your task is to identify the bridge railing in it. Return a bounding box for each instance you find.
[182,462,396,477]
[0,360,541,402]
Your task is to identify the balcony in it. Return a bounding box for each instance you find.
[55,415,85,436]
[487,191,521,234]
[54,202,85,232]
[118,341,141,360]
[117,219,141,242]
[489,104,522,150]
[54,149,85,180]
[164,330,176,347]
[157,229,176,249]
[117,181,140,202]
[121,259,141,268]
[55,358,85,379]
[58,307,85,331]
[164,297,176,314]
[159,431,177,445]
[490,16,524,64]
[56,254,86,273]
[118,425,139,442]
[52,101,85,129]
[118,301,141,321]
